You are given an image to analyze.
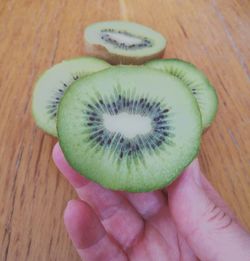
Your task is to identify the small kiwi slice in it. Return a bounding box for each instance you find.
[32,57,110,137]
[57,66,202,192]
[146,59,218,129]
[83,21,166,65]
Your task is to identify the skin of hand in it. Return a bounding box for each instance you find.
[53,143,250,261]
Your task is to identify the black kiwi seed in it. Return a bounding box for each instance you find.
[100,29,152,50]
[47,83,68,118]
[84,91,174,162]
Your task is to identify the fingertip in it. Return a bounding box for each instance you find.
[64,199,105,250]
[180,158,200,179]
[64,199,82,221]
[167,157,206,229]
[52,142,89,188]
[52,142,68,171]
[168,158,201,191]
[52,142,61,160]
[185,158,200,174]
[64,200,93,229]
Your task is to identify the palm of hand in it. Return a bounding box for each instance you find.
[108,193,195,261]
[66,182,196,261]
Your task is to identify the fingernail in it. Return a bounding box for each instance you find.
[184,158,202,187]
[66,200,76,210]
[177,158,201,186]
[191,158,202,187]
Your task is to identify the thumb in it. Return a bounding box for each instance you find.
[168,159,250,261]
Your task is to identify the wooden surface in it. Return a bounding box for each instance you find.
[0,0,249,260]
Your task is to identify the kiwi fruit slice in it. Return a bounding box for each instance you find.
[84,21,166,65]
[146,59,218,129]
[32,57,110,137]
[57,66,202,192]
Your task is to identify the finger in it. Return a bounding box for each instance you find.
[53,143,89,188]
[53,143,144,250]
[176,234,198,261]
[199,172,236,219]
[76,182,144,250]
[122,191,167,219]
[64,200,127,261]
[164,158,235,219]
[168,159,250,261]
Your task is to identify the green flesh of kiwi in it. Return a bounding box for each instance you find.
[146,59,218,129]
[32,57,110,137]
[57,66,202,192]
[84,21,166,65]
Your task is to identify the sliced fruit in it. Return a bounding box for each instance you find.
[84,21,166,65]
[58,66,202,192]
[32,57,110,137]
[146,59,218,129]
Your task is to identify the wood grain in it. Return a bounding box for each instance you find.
[0,0,249,260]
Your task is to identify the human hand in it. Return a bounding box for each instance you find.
[53,143,250,261]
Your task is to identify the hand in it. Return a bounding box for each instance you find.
[53,143,250,261]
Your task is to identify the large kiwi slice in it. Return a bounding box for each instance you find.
[57,66,202,192]
[84,21,166,65]
[32,57,110,137]
[146,59,218,129]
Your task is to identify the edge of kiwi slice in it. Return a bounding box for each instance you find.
[83,20,166,65]
[146,58,218,129]
[32,56,110,137]
[57,65,202,192]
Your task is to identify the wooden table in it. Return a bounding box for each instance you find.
[0,0,249,260]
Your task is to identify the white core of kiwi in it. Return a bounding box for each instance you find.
[102,31,143,46]
[103,112,152,139]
